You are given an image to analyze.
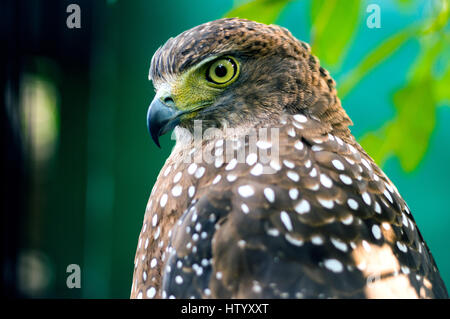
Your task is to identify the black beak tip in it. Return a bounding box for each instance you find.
[147,97,179,148]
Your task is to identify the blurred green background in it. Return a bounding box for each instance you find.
[2,0,449,298]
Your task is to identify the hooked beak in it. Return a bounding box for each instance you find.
[147,96,181,148]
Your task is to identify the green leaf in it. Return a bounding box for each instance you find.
[424,0,449,33]
[338,26,417,98]
[224,0,292,25]
[310,0,362,67]
[435,65,450,102]
[360,38,445,172]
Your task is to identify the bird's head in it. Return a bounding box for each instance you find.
[147,18,352,147]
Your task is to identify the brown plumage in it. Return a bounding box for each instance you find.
[131,18,448,299]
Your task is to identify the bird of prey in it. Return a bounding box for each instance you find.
[131,18,448,299]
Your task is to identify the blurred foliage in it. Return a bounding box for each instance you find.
[225,0,292,25]
[225,0,450,172]
[311,0,362,67]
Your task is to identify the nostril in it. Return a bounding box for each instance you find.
[163,97,174,106]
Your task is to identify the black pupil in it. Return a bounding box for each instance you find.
[215,64,227,78]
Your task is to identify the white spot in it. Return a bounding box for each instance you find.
[342,215,354,225]
[361,158,372,171]
[287,171,300,182]
[287,127,296,137]
[401,266,410,275]
[384,189,393,203]
[357,261,367,271]
[225,158,237,171]
[137,292,143,299]
[362,192,371,206]
[146,287,156,299]
[295,200,310,214]
[335,136,344,146]
[289,188,299,200]
[215,272,223,280]
[150,258,157,268]
[285,234,304,246]
[204,288,211,296]
[382,222,391,230]
[227,174,238,182]
[345,157,355,165]
[256,140,272,149]
[171,184,182,197]
[173,172,182,183]
[294,114,308,123]
[280,211,293,231]
[372,225,382,240]
[241,203,249,214]
[324,259,344,273]
[405,205,411,215]
[175,275,183,285]
[347,198,358,210]
[320,174,333,188]
[195,166,205,179]
[187,163,197,175]
[332,159,345,171]
[154,226,160,240]
[214,156,224,168]
[348,144,358,154]
[250,163,264,176]
[269,159,282,171]
[309,168,317,177]
[402,213,409,227]
[160,193,168,207]
[212,175,221,185]
[305,160,312,168]
[362,240,371,252]
[152,214,158,227]
[374,201,381,214]
[267,228,279,236]
[294,140,304,150]
[313,138,323,144]
[331,238,348,252]
[292,121,304,129]
[188,186,196,197]
[143,271,147,282]
[238,185,254,198]
[144,238,149,249]
[283,160,295,169]
[312,145,323,152]
[311,235,324,245]
[385,182,395,193]
[246,153,257,166]
[396,241,408,253]
[163,166,172,176]
[215,139,223,148]
[264,187,275,203]
[318,198,334,209]
[339,174,352,185]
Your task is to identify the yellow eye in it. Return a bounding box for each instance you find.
[206,57,238,85]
